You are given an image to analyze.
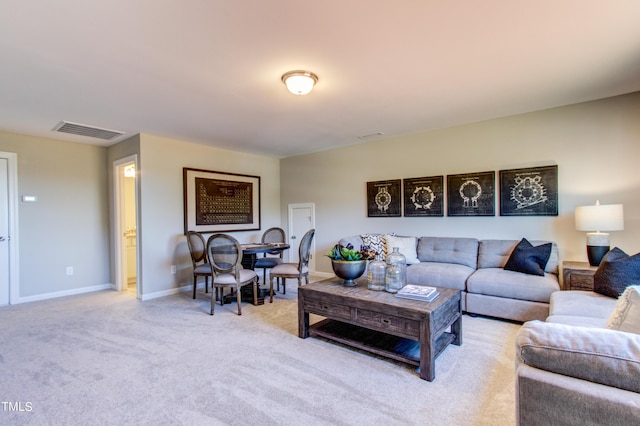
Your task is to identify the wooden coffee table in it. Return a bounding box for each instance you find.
[298,277,462,381]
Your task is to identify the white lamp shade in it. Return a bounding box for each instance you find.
[281,71,318,95]
[575,203,624,232]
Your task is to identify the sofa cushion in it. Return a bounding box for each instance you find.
[594,247,640,298]
[607,285,640,334]
[504,238,552,276]
[406,262,474,290]
[546,290,615,327]
[516,320,640,393]
[416,237,478,269]
[466,268,559,303]
[385,235,419,264]
[478,239,559,275]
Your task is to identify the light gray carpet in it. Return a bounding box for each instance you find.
[0,284,520,425]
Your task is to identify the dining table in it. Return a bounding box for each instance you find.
[238,242,290,303]
[240,242,290,271]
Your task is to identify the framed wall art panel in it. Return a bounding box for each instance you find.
[403,176,444,217]
[447,171,495,216]
[183,168,261,233]
[499,165,558,216]
[367,179,401,217]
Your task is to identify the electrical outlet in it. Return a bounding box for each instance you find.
[170,265,177,275]
[66,266,74,276]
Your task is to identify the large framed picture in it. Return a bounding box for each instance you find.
[447,171,495,216]
[403,176,444,217]
[499,165,558,216]
[183,168,261,233]
[367,179,401,217]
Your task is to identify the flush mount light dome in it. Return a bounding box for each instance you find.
[281,70,318,95]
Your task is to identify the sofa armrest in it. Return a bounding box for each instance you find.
[516,321,640,393]
[516,364,640,426]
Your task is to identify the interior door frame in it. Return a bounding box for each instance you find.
[287,202,316,272]
[0,151,19,305]
[113,155,140,296]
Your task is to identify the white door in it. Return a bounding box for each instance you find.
[0,158,9,305]
[288,203,315,271]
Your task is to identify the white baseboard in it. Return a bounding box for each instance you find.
[139,284,193,301]
[13,283,113,304]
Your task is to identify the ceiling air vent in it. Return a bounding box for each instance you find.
[53,121,124,140]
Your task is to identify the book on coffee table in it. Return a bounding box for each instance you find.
[396,284,440,302]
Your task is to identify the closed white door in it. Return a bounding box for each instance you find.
[0,158,9,305]
[288,203,315,271]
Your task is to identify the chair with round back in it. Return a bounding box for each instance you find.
[253,227,286,285]
[186,231,212,299]
[206,233,257,315]
[269,228,315,302]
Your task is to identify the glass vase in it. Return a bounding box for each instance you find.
[367,254,386,291]
[385,247,406,293]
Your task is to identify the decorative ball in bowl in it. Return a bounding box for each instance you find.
[331,259,367,286]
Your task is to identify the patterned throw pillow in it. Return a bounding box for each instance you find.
[606,286,640,334]
[360,233,385,258]
[361,233,395,259]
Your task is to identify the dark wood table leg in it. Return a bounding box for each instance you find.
[452,315,462,346]
[419,318,435,381]
[298,293,309,338]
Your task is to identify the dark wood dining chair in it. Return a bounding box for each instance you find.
[269,228,315,302]
[186,231,212,299]
[206,233,257,315]
[253,227,286,285]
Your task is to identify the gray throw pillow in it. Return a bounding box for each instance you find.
[594,247,640,298]
[504,238,551,276]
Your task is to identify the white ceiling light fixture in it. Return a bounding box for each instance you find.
[281,70,318,95]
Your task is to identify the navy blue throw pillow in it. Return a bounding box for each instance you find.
[504,238,552,276]
[594,248,640,298]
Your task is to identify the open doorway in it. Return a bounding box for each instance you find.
[113,155,139,298]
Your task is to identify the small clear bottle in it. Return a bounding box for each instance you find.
[367,254,386,291]
[385,247,406,293]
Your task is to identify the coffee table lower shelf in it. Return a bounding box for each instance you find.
[309,318,456,368]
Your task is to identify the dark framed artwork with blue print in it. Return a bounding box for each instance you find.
[403,176,444,217]
[367,179,401,217]
[447,171,495,216]
[499,165,558,216]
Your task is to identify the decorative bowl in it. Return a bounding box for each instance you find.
[331,260,367,286]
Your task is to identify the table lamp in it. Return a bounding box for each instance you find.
[574,200,624,266]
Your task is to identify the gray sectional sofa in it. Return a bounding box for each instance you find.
[515,290,640,425]
[339,235,560,322]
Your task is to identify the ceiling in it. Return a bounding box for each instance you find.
[1,1,640,158]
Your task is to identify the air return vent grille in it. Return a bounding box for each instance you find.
[53,121,124,140]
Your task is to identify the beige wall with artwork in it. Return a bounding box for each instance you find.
[134,134,281,298]
[281,92,640,275]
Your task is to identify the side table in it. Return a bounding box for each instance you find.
[562,261,597,291]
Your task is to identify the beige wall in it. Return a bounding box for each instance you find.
[136,134,281,297]
[281,92,640,274]
[0,131,110,299]
[3,91,639,302]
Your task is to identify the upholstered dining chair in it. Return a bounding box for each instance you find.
[253,227,286,285]
[269,228,315,302]
[186,231,212,299]
[206,233,258,315]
